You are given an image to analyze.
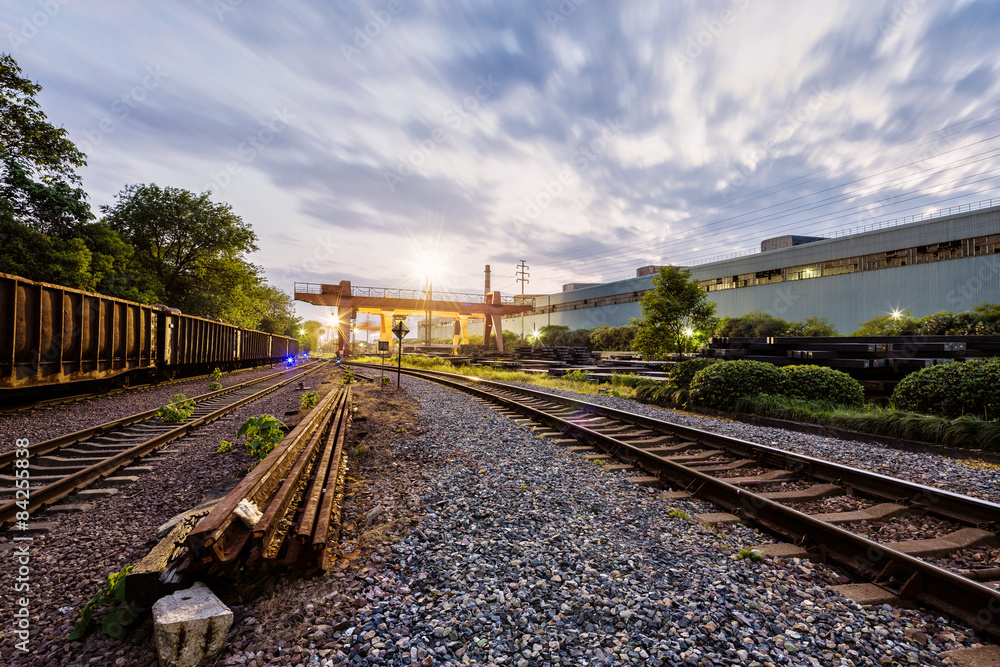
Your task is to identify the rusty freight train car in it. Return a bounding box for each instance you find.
[0,272,299,392]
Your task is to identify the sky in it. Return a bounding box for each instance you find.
[3,0,1000,325]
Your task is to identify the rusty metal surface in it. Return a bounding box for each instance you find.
[1,272,299,391]
[185,381,353,572]
[366,363,1000,639]
[186,376,343,564]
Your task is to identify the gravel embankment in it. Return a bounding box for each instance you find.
[500,381,1000,504]
[0,364,298,453]
[0,369,331,667]
[212,376,990,666]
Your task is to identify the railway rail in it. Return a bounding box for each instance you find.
[0,363,273,415]
[0,361,328,526]
[182,382,352,573]
[349,361,1000,639]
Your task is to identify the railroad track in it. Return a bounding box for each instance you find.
[0,363,276,415]
[0,361,329,526]
[349,362,1000,639]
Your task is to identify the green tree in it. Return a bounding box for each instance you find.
[0,54,86,184]
[0,55,150,295]
[851,311,920,336]
[589,324,637,351]
[101,184,258,312]
[715,311,790,337]
[787,316,839,337]
[299,320,323,352]
[632,266,717,359]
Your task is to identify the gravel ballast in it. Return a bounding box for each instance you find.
[0,366,332,666]
[501,381,1000,504]
[213,376,992,667]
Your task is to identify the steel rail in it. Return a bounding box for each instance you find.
[186,383,350,565]
[0,362,328,524]
[357,364,1000,526]
[352,362,1000,639]
[183,385,353,572]
[0,363,270,416]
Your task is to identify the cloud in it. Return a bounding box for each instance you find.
[3,0,1000,319]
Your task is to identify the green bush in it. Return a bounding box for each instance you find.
[609,372,646,388]
[237,414,287,462]
[155,394,195,423]
[210,367,223,381]
[782,364,864,407]
[892,358,1000,420]
[300,390,319,410]
[68,564,136,640]
[669,358,721,390]
[208,381,222,391]
[562,369,592,383]
[689,360,788,411]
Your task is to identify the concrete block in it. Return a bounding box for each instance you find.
[153,582,233,667]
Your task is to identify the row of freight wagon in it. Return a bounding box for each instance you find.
[0,272,299,391]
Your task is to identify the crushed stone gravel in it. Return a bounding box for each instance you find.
[210,376,993,667]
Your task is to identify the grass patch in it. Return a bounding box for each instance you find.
[737,546,763,561]
[731,394,1000,451]
[350,355,636,398]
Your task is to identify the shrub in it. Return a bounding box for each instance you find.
[892,358,1000,420]
[216,440,233,453]
[300,390,319,410]
[155,394,195,423]
[237,414,287,462]
[689,360,788,411]
[208,381,222,391]
[341,369,356,385]
[609,372,646,388]
[210,367,223,381]
[562,369,591,383]
[669,358,721,390]
[782,364,864,407]
[68,564,136,640]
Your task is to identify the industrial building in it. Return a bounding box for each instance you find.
[431,200,1000,339]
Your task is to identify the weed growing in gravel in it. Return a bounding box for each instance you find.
[380,375,391,386]
[211,367,223,381]
[155,394,195,423]
[300,390,319,410]
[208,381,222,391]
[667,507,694,522]
[953,458,1000,472]
[342,369,357,385]
[68,564,136,640]
[394,426,407,433]
[737,546,763,561]
[216,440,233,453]
[237,414,287,462]
[562,369,591,383]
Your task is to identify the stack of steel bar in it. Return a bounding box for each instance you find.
[702,335,1000,394]
[183,385,352,573]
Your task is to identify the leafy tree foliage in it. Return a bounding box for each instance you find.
[851,304,1000,336]
[715,312,838,337]
[632,267,717,359]
[299,320,322,352]
[0,54,147,295]
[536,325,592,348]
[0,54,86,183]
[101,184,258,311]
[589,324,637,351]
